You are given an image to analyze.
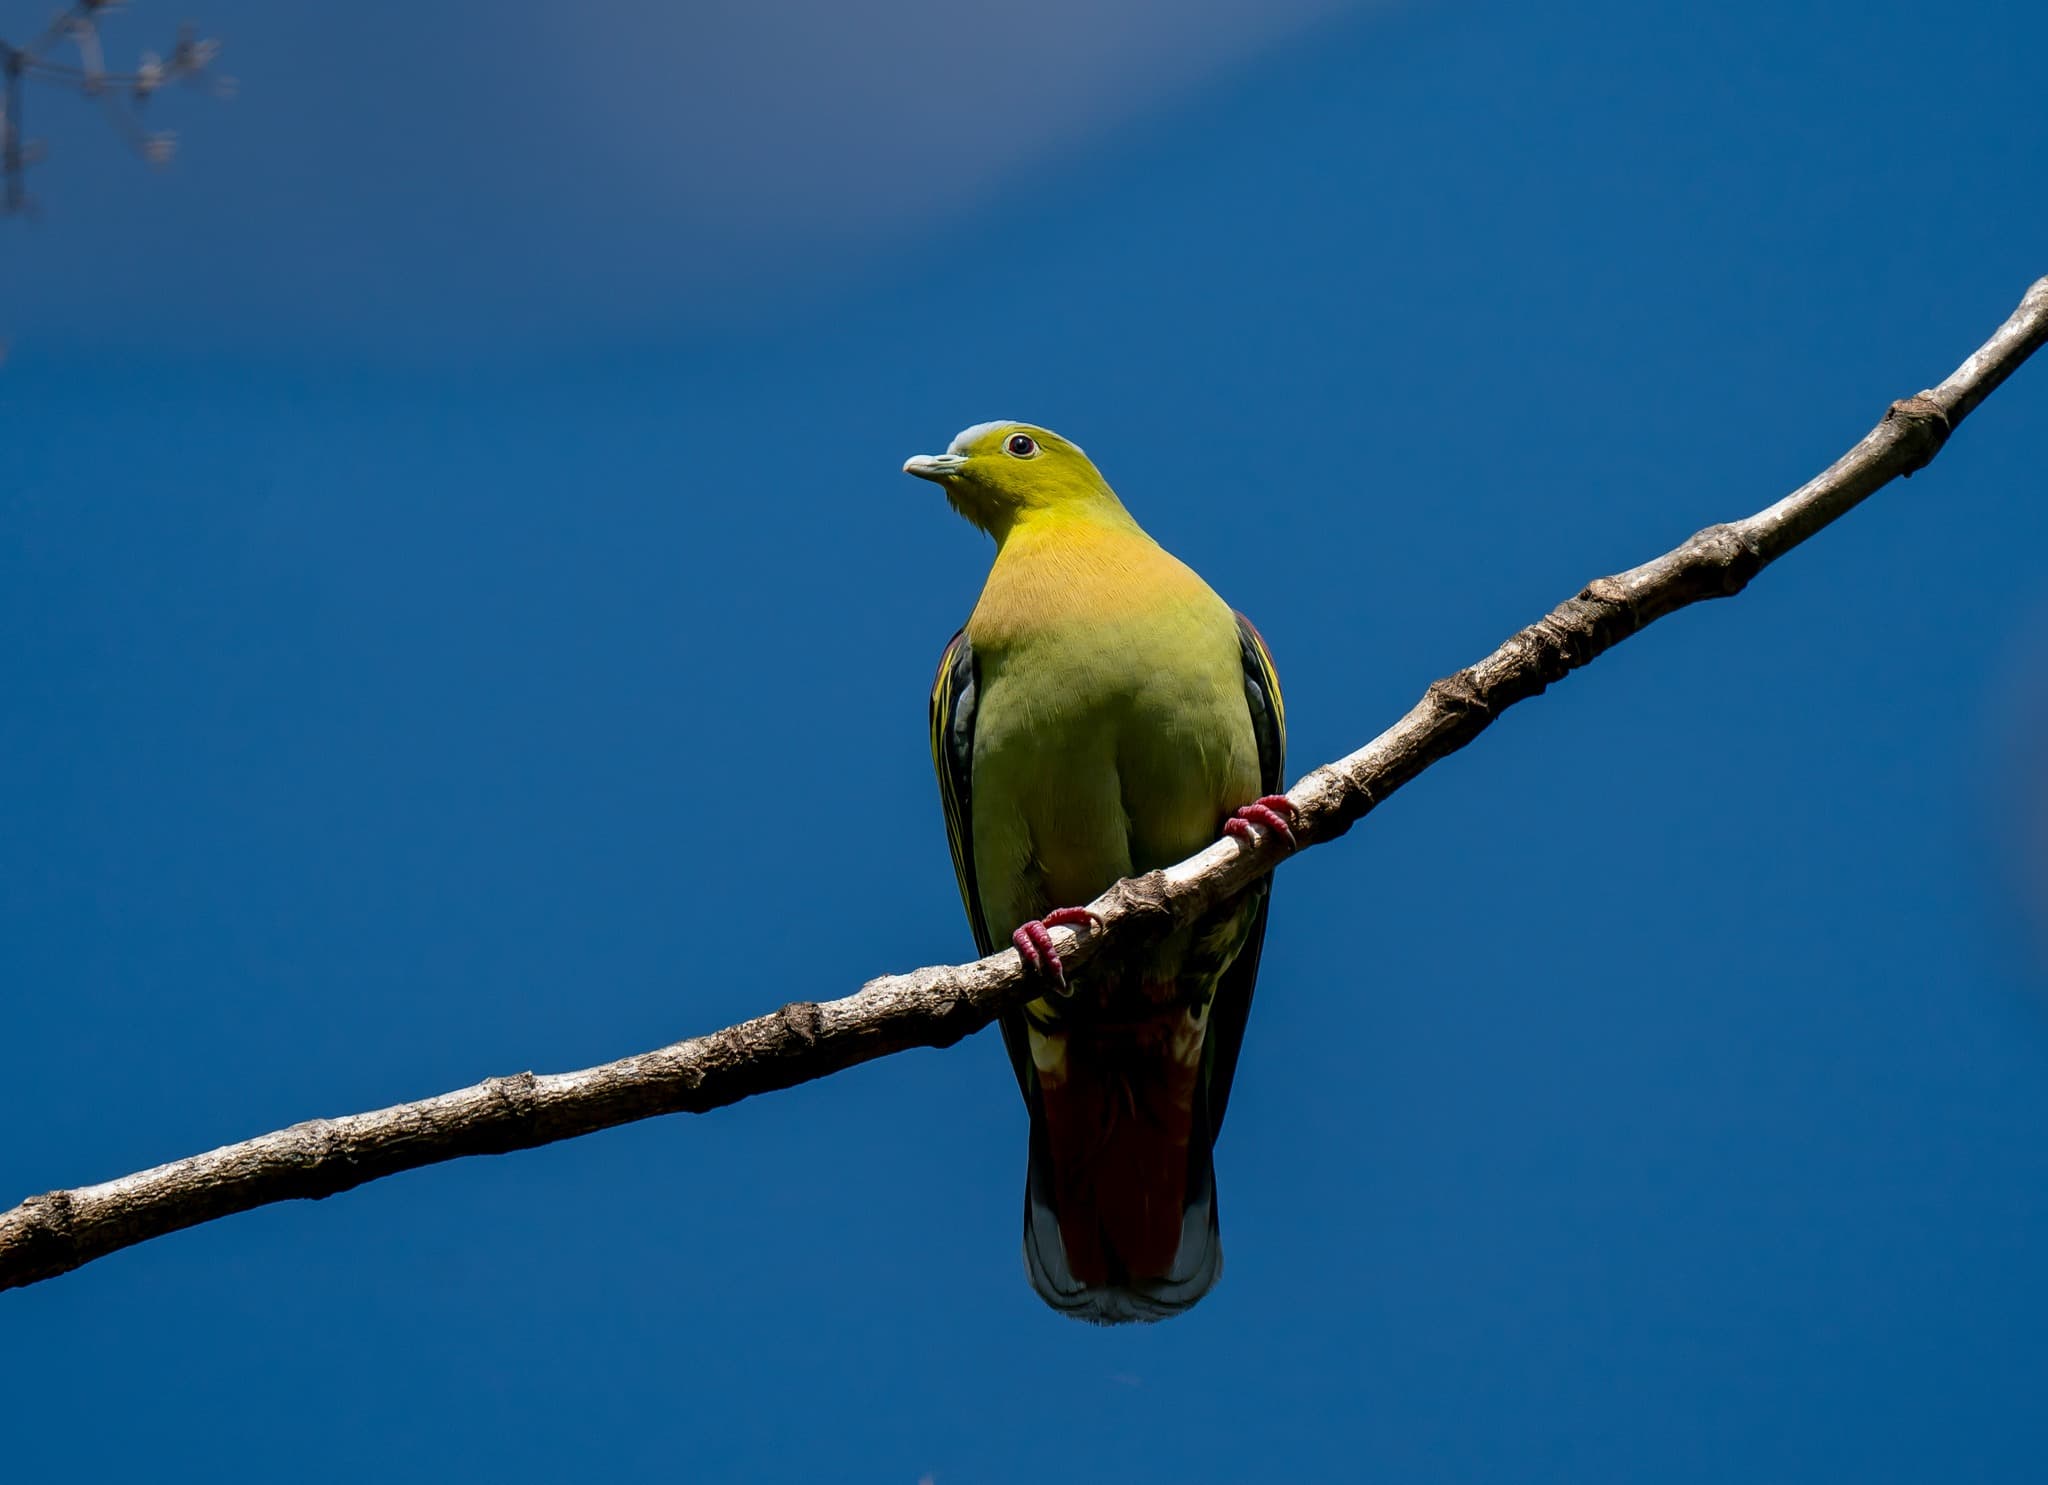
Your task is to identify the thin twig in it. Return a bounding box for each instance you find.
[3,276,2045,1295]
[0,3,226,214]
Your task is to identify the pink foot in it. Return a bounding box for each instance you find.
[1225,794,1298,850]
[1011,906,1102,991]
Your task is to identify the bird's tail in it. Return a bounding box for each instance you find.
[1020,1018,1222,1324]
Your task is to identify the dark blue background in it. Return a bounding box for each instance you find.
[5,1,2047,1479]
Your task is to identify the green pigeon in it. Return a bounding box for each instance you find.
[908,421,1290,1323]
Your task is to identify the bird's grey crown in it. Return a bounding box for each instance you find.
[948,421,1086,458]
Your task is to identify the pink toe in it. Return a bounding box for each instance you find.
[1229,798,1298,848]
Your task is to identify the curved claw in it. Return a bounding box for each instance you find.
[1224,794,1298,850]
[1011,906,1102,992]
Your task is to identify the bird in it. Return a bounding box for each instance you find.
[907,420,1290,1324]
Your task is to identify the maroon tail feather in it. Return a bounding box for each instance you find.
[1022,1003,1221,1323]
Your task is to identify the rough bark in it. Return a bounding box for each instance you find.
[4,276,2044,1294]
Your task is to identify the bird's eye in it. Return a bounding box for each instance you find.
[1005,433,1038,458]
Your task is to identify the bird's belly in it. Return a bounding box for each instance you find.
[970,642,1258,924]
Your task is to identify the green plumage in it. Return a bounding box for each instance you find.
[913,421,1284,1323]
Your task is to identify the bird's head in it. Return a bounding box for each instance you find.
[903,421,1130,541]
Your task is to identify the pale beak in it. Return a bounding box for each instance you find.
[903,453,969,481]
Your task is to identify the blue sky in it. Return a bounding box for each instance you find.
[5,0,2048,1480]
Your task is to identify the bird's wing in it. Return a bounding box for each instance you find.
[930,627,992,953]
[930,628,1036,1093]
[1202,611,1288,1135]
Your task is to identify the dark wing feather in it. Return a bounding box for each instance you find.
[1203,612,1288,1136]
[929,629,988,952]
[1235,612,1287,796]
[929,629,1035,1094]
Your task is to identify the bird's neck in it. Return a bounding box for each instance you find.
[968,507,1203,649]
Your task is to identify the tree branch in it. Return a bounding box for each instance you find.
[1,2,228,215]
[5,276,2045,1295]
